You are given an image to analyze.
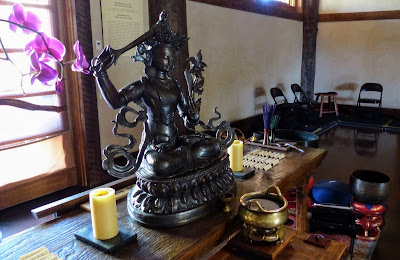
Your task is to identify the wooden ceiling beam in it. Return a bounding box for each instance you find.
[319,10,400,22]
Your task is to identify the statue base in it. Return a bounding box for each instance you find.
[127,153,235,228]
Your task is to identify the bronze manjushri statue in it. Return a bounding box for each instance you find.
[91,12,235,227]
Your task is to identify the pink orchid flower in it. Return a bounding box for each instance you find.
[8,3,42,34]
[25,33,66,61]
[30,52,58,86]
[71,41,90,74]
[55,78,65,94]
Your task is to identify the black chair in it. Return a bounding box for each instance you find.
[357,83,383,108]
[291,84,314,109]
[270,87,300,129]
[270,87,288,105]
[290,84,319,124]
[291,84,309,103]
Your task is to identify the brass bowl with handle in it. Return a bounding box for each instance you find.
[239,185,288,230]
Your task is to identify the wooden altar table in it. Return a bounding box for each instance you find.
[0,145,327,260]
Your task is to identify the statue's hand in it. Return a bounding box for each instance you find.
[182,97,200,129]
[184,111,200,129]
[184,121,197,130]
[92,46,115,73]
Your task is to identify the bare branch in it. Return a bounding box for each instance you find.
[0,99,66,112]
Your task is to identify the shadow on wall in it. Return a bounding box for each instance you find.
[334,82,358,103]
[276,83,287,92]
[254,86,266,114]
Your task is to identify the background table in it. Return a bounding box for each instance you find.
[315,92,339,117]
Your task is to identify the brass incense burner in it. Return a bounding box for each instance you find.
[239,185,288,243]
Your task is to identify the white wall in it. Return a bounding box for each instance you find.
[316,1,400,108]
[89,0,400,153]
[187,1,303,122]
[90,0,148,151]
[320,0,400,14]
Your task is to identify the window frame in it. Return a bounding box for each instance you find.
[0,1,69,148]
[188,0,303,21]
[0,0,108,210]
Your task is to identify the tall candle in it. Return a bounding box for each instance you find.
[228,140,243,172]
[90,188,119,240]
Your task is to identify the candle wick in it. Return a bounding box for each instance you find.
[95,191,109,197]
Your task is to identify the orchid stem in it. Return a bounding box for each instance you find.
[63,59,76,65]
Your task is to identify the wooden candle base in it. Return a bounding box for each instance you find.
[232,168,255,179]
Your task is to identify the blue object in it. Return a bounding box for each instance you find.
[312,180,352,206]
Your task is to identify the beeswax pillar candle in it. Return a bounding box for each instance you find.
[228,140,243,172]
[90,188,119,240]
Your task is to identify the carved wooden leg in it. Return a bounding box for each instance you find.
[334,96,339,116]
[319,95,324,117]
[296,176,310,232]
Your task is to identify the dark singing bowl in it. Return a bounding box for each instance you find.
[253,129,319,148]
[275,129,319,148]
[350,170,391,204]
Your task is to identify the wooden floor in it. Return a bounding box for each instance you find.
[1,125,399,259]
[313,126,400,260]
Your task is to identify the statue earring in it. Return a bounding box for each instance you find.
[145,66,156,78]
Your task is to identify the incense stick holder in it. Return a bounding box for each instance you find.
[263,129,270,145]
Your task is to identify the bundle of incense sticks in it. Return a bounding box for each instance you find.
[262,104,276,145]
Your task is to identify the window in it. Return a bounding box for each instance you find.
[0,0,77,209]
[260,0,297,7]
[190,0,302,21]
[276,0,289,3]
[0,1,66,147]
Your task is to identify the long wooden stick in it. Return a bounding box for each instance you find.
[31,175,137,219]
